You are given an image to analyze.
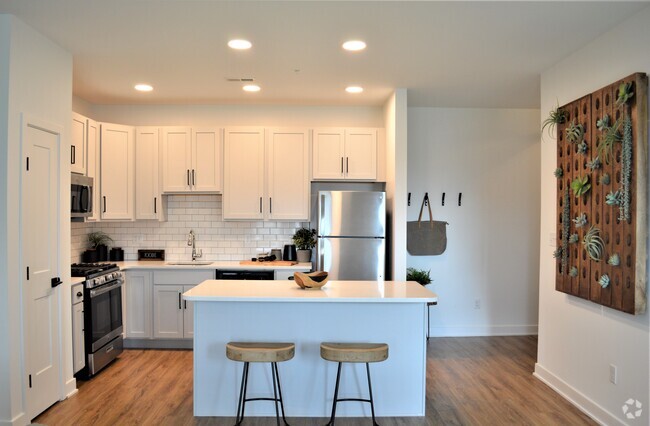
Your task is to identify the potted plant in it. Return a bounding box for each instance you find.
[292,228,317,263]
[406,267,432,286]
[88,231,113,261]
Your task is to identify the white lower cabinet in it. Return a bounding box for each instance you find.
[125,271,153,339]
[152,270,213,340]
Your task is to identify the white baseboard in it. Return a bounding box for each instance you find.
[534,363,625,426]
[428,324,538,337]
[64,377,77,399]
[0,411,26,426]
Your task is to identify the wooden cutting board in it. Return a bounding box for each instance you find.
[239,260,298,266]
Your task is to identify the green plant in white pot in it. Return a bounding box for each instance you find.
[292,228,316,263]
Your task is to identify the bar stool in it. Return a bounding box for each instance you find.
[320,342,389,426]
[226,342,295,426]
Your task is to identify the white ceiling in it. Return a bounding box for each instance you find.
[1,1,648,108]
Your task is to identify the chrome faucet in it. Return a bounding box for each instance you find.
[187,230,203,261]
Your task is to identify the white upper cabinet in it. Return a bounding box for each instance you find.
[100,122,135,220]
[162,127,221,193]
[135,127,162,220]
[312,128,377,181]
[223,128,265,220]
[71,112,87,175]
[86,118,100,221]
[266,128,310,221]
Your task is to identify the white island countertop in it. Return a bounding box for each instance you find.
[184,280,438,303]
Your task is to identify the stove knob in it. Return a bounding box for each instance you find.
[94,277,102,286]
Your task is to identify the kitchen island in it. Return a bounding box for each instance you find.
[184,280,437,418]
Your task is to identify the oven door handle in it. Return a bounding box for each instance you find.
[89,280,123,298]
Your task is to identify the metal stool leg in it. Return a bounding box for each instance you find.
[271,363,280,426]
[427,304,430,342]
[366,363,379,426]
[325,362,343,426]
[235,362,250,426]
[273,362,290,425]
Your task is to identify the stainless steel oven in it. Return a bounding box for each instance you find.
[72,263,124,378]
[71,173,93,218]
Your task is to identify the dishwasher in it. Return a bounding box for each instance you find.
[215,270,275,280]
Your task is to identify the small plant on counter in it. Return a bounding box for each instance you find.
[605,190,621,206]
[582,226,605,262]
[569,267,579,278]
[586,156,601,171]
[598,274,611,289]
[292,228,317,250]
[565,119,585,144]
[554,167,563,178]
[571,175,591,198]
[406,268,432,286]
[569,233,579,244]
[573,213,587,228]
[608,253,620,266]
[600,173,611,185]
[541,102,568,140]
[87,231,113,248]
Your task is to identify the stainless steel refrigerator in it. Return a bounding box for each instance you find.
[317,190,386,280]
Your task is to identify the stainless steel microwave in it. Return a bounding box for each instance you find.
[71,174,93,218]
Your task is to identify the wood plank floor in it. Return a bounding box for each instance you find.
[35,336,595,425]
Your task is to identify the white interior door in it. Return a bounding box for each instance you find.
[22,117,62,419]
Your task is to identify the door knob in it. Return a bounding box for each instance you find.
[51,277,63,288]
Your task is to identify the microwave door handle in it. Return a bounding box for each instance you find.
[80,186,89,212]
[89,280,123,298]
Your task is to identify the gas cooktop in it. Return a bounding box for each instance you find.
[71,263,119,277]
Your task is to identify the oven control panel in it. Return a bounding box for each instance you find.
[86,271,123,289]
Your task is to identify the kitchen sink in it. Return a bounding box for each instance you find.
[165,261,213,266]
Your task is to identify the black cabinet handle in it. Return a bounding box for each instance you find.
[51,277,62,288]
[341,157,343,174]
[269,197,272,214]
[346,157,349,174]
[178,293,181,310]
[192,169,195,186]
[71,145,76,164]
[187,170,190,186]
[184,300,187,309]
[259,197,262,213]
[76,291,82,297]
[154,197,157,214]
[103,196,107,213]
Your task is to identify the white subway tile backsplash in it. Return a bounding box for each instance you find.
[72,194,307,262]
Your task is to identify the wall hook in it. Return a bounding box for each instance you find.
[408,192,411,206]
[442,192,446,206]
[424,192,429,206]
[458,193,462,206]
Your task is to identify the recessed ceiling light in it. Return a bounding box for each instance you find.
[243,85,261,92]
[134,84,153,92]
[345,86,363,94]
[342,40,366,51]
[228,39,252,50]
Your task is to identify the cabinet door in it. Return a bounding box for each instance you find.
[71,112,87,175]
[183,285,195,338]
[344,128,377,180]
[135,127,161,220]
[192,128,222,192]
[153,285,184,339]
[72,302,85,374]
[312,128,345,180]
[267,128,310,220]
[125,271,153,339]
[223,128,265,220]
[161,127,192,193]
[100,123,134,220]
[86,119,100,221]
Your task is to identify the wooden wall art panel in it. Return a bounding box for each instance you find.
[554,72,647,315]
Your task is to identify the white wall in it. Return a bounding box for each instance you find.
[407,107,540,336]
[86,103,383,127]
[536,6,650,426]
[0,15,73,425]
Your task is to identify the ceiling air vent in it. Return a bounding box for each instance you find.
[226,78,255,82]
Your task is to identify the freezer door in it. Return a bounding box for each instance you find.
[319,191,385,237]
[318,237,385,280]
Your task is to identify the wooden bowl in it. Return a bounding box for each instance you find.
[294,271,329,290]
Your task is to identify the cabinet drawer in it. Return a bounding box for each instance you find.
[153,270,214,285]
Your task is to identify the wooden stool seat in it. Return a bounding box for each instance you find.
[320,342,388,363]
[226,342,295,363]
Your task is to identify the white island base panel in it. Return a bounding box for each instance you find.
[193,301,428,417]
